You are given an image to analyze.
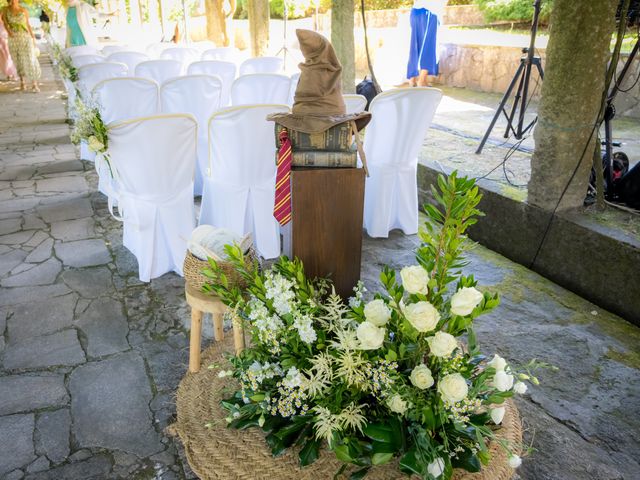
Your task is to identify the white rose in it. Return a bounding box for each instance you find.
[404,301,440,333]
[356,321,385,350]
[363,299,391,327]
[491,370,514,392]
[438,373,468,404]
[409,364,434,390]
[400,265,429,295]
[513,381,528,394]
[490,407,505,424]
[508,455,522,468]
[427,458,445,478]
[87,135,104,153]
[427,331,458,358]
[450,287,484,316]
[387,394,408,415]
[487,354,507,372]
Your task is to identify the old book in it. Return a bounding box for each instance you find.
[291,150,358,168]
[275,123,353,151]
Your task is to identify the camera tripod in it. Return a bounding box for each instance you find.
[476,0,544,154]
[275,2,291,67]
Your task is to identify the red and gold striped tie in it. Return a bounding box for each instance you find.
[274,130,292,225]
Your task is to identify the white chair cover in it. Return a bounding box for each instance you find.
[187,60,236,107]
[160,75,223,196]
[192,40,217,52]
[230,74,290,106]
[201,47,241,62]
[199,104,290,259]
[343,94,368,114]
[92,77,160,199]
[288,72,300,106]
[77,62,128,98]
[160,47,199,72]
[135,60,182,85]
[72,54,105,68]
[239,56,284,75]
[101,45,128,56]
[107,114,197,281]
[66,45,99,57]
[107,51,150,74]
[363,88,443,238]
[145,42,172,59]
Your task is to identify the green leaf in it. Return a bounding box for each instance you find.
[334,444,354,463]
[299,438,320,466]
[451,449,481,472]
[350,467,370,480]
[372,452,394,465]
[363,424,393,443]
[399,449,424,476]
[385,349,397,361]
[371,441,397,454]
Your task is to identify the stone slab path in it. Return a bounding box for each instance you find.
[1,52,639,480]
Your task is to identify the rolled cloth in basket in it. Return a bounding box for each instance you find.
[187,225,251,261]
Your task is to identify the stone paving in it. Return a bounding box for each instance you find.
[0,53,639,480]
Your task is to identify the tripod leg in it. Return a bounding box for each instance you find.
[535,59,544,79]
[504,66,526,138]
[517,59,535,138]
[476,61,525,154]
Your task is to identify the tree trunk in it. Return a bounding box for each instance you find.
[528,0,618,211]
[331,0,355,93]
[247,0,269,57]
[204,0,235,46]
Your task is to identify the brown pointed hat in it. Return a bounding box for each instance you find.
[267,29,371,134]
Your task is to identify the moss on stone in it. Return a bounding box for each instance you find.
[605,347,640,370]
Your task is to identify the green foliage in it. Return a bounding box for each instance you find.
[476,0,553,24]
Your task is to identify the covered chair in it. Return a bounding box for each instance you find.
[239,56,283,75]
[160,75,223,195]
[201,47,241,62]
[71,54,105,68]
[77,62,128,98]
[160,47,199,72]
[343,94,368,114]
[92,77,160,201]
[230,73,290,105]
[101,45,128,56]
[187,60,236,107]
[199,104,289,259]
[66,45,99,57]
[287,72,300,106]
[363,88,443,238]
[135,59,182,84]
[107,114,198,281]
[107,51,150,74]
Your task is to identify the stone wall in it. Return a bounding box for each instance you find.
[442,5,487,26]
[434,43,640,118]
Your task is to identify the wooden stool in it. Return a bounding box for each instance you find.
[185,284,245,373]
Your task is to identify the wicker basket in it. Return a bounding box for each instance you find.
[173,336,522,480]
[183,248,257,292]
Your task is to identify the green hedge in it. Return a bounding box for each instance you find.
[476,0,553,24]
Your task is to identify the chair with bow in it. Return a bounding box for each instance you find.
[92,77,160,203]
[160,75,223,196]
[239,56,284,75]
[287,72,300,106]
[201,47,241,63]
[107,114,198,281]
[107,51,150,74]
[160,47,200,73]
[101,45,128,56]
[199,104,289,259]
[77,62,128,99]
[135,59,182,84]
[66,45,100,57]
[187,60,236,107]
[362,88,443,238]
[230,73,290,105]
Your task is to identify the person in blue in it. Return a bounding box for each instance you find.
[406,1,444,87]
[65,0,116,47]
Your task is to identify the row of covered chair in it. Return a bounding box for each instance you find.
[98,88,442,283]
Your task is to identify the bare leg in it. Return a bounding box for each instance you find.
[32,81,39,92]
[19,76,24,90]
[417,69,429,87]
[409,76,418,87]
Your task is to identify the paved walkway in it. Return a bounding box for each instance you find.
[0,54,639,480]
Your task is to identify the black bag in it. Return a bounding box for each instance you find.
[356,77,379,111]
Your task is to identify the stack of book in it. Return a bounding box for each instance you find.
[275,123,358,168]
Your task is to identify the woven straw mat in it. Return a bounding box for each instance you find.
[174,336,522,480]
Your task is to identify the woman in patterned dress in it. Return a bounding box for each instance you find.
[1,0,41,92]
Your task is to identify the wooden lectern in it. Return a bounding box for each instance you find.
[289,167,365,299]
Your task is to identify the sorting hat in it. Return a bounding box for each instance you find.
[267,29,371,134]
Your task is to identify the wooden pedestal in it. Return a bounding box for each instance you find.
[290,167,365,299]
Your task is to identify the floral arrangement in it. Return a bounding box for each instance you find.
[204,173,547,479]
[70,98,112,175]
[49,41,78,83]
